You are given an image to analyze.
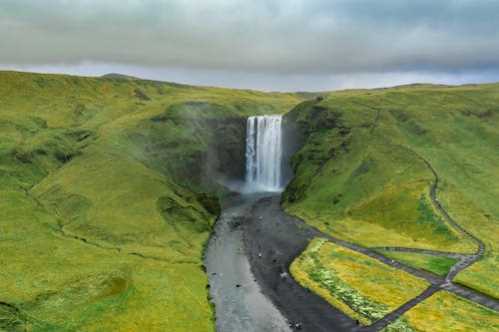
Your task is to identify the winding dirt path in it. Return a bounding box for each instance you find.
[358,151,497,330]
[417,153,486,280]
[354,150,498,330]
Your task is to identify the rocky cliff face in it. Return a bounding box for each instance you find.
[203,116,247,183]
[129,102,248,194]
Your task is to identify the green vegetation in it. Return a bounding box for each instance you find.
[444,189,499,298]
[378,251,457,277]
[384,291,499,332]
[285,84,499,330]
[0,71,302,331]
[290,238,428,326]
[2,71,498,330]
[283,83,499,299]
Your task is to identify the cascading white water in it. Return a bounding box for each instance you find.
[245,115,283,192]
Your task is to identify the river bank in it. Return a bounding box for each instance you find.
[243,195,357,332]
[204,194,291,332]
[205,192,358,332]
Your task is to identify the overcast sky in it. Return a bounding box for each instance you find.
[2,0,499,91]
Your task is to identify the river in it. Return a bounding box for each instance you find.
[204,193,291,332]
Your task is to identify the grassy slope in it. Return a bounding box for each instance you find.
[283,83,499,299]
[0,71,301,331]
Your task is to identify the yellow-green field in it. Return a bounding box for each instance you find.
[384,291,499,332]
[0,71,302,331]
[290,238,428,326]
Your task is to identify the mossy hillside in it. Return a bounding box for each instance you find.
[0,189,214,332]
[128,101,251,188]
[284,100,474,252]
[0,71,303,331]
[283,84,499,297]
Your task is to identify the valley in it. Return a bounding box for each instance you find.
[1,71,498,331]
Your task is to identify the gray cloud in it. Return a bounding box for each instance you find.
[1,0,499,89]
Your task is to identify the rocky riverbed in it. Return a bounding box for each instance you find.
[205,193,357,332]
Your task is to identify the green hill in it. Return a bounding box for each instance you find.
[1,71,498,331]
[0,71,301,331]
[283,83,499,299]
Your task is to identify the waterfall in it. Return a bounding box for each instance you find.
[245,115,283,192]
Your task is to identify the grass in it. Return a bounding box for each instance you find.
[283,83,499,300]
[0,189,215,332]
[0,71,303,331]
[440,187,499,299]
[2,71,498,330]
[284,84,499,330]
[384,291,499,332]
[377,251,457,277]
[290,238,428,326]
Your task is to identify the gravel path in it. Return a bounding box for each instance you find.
[370,246,468,260]
[417,154,487,282]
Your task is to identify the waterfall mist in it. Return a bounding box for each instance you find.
[245,115,283,192]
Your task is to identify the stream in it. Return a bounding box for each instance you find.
[205,193,291,332]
